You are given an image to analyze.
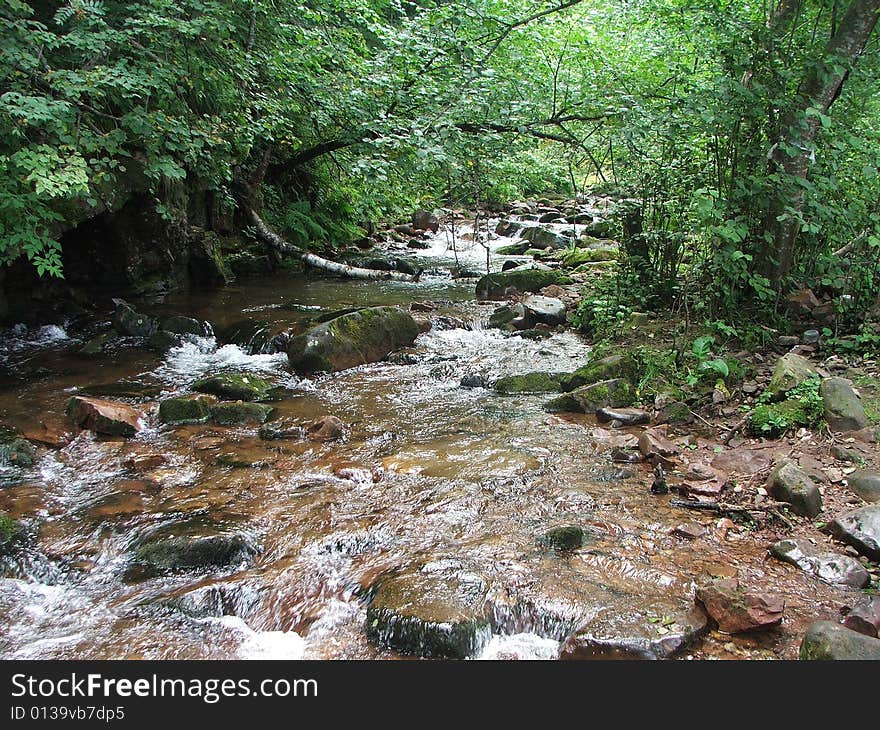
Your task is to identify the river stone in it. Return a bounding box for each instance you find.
[695,578,784,633]
[597,407,650,426]
[130,523,259,577]
[559,605,710,660]
[770,539,869,588]
[820,377,868,432]
[829,504,880,561]
[488,303,526,330]
[475,267,570,300]
[287,306,420,373]
[799,621,880,660]
[559,354,632,392]
[210,401,274,426]
[494,372,564,395]
[365,564,491,659]
[0,438,36,468]
[78,381,163,399]
[847,470,880,503]
[305,415,345,442]
[79,332,119,357]
[521,226,567,249]
[545,378,633,413]
[192,373,274,402]
[258,418,306,441]
[158,395,216,426]
[460,373,490,389]
[145,330,183,353]
[411,209,439,233]
[767,353,819,398]
[65,396,145,437]
[521,294,566,326]
[844,596,880,638]
[0,512,26,558]
[637,428,679,460]
[766,460,822,518]
[495,219,524,237]
[537,526,584,553]
[112,302,158,337]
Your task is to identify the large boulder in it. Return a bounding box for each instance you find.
[820,377,868,432]
[365,563,491,659]
[545,378,633,413]
[847,470,880,503]
[829,504,880,561]
[111,301,158,337]
[770,539,869,588]
[65,396,145,437]
[475,266,570,300]
[130,522,259,577]
[767,353,818,398]
[287,306,420,373]
[766,460,822,518]
[192,373,275,402]
[521,226,568,249]
[494,372,564,395]
[695,578,784,633]
[799,621,880,660]
[520,294,567,326]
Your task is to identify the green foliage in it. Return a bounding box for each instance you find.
[749,376,824,435]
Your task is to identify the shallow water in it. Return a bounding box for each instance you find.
[0,218,853,660]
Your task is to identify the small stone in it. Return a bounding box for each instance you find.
[596,407,650,425]
[770,539,869,588]
[611,447,642,463]
[846,470,880,503]
[672,523,706,540]
[638,427,679,460]
[538,525,584,552]
[829,505,880,561]
[305,415,345,442]
[695,578,784,633]
[843,596,880,638]
[65,396,145,437]
[766,460,822,518]
[802,329,821,344]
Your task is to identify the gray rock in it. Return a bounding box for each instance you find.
[770,539,869,588]
[521,294,567,326]
[766,460,822,518]
[802,329,821,344]
[411,209,439,233]
[799,621,880,660]
[820,377,868,432]
[844,596,880,638]
[0,438,36,468]
[767,353,818,398]
[830,504,880,561]
[545,378,633,414]
[160,315,209,337]
[112,302,158,337]
[460,374,490,389]
[847,470,880,503]
[596,407,650,426]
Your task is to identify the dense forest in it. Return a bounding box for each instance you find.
[1,1,879,664]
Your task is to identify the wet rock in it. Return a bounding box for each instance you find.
[288,306,420,373]
[411,210,440,233]
[407,238,430,249]
[695,578,784,633]
[158,395,216,426]
[65,396,145,437]
[545,378,633,413]
[460,373,490,389]
[0,512,26,557]
[494,372,564,395]
[130,523,259,577]
[124,453,168,470]
[559,605,710,660]
[657,401,694,425]
[770,539,869,588]
[820,377,868,432]
[767,353,819,398]
[305,415,345,442]
[78,381,163,399]
[637,427,679,460]
[192,373,275,402]
[210,401,274,426]
[488,303,525,330]
[844,596,880,638]
[365,564,491,659]
[112,301,158,337]
[672,523,706,540]
[449,266,481,279]
[495,242,532,256]
[559,354,631,392]
[520,294,566,326]
[0,438,36,468]
[611,447,642,463]
[537,526,584,553]
[160,315,209,337]
[597,407,650,426]
[829,504,880,561]
[258,418,306,441]
[475,266,570,300]
[847,470,880,503]
[521,226,567,249]
[79,332,119,357]
[799,621,880,660]
[145,330,184,353]
[766,460,822,518]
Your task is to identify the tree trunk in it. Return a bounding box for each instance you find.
[768,0,880,282]
[244,206,421,283]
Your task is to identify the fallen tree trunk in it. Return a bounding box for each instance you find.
[244,205,421,283]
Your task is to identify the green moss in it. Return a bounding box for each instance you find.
[545,378,633,413]
[158,396,214,425]
[494,372,565,395]
[748,397,821,436]
[495,242,531,256]
[538,526,584,552]
[851,375,880,425]
[557,247,617,267]
[210,401,275,426]
[192,373,274,402]
[475,269,571,299]
[0,438,36,468]
[0,512,25,555]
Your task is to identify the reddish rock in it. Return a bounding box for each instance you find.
[787,288,820,312]
[638,427,679,461]
[124,453,169,471]
[306,415,345,442]
[710,448,773,476]
[65,396,145,437]
[695,578,784,633]
[22,422,72,449]
[843,596,880,638]
[672,523,706,540]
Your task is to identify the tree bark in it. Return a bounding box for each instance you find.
[244,206,421,282]
[768,0,880,282]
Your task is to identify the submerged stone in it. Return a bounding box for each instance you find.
[0,438,36,468]
[210,401,275,426]
[158,395,216,426]
[192,372,275,402]
[130,522,259,577]
[537,526,584,553]
[770,539,869,588]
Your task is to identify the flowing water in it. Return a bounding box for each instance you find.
[0,219,851,660]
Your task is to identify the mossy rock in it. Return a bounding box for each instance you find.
[130,524,258,577]
[494,372,565,395]
[80,332,119,357]
[557,247,617,267]
[521,226,567,249]
[0,438,36,468]
[495,242,531,256]
[767,353,819,399]
[160,315,209,337]
[192,372,275,402]
[210,401,275,426]
[112,303,159,337]
[287,306,420,374]
[158,395,216,426]
[748,398,820,436]
[538,526,584,552]
[475,268,571,300]
[0,512,26,557]
[545,378,633,413]
[800,621,880,660]
[559,354,636,392]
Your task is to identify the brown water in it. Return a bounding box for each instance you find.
[0,225,851,660]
